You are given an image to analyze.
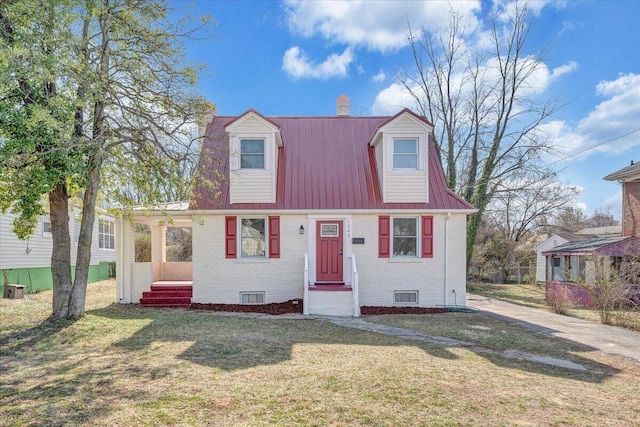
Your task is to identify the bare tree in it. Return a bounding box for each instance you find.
[398,1,561,267]
[485,172,581,245]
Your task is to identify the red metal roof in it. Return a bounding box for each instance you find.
[192,114,474,211]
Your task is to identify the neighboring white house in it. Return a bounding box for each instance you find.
[116,98,476,316]
[0,207,116,294]
[535,226,622,284]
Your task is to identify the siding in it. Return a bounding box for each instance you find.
[376,113,430,203]
[0,209,115,270]
[374,135,384,196]
[228,116,279,204]
[535,235,568,283]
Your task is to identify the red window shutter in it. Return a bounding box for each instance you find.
[421,215,434,258]
[225,216,237,259]
[379,215,390,258]
[268,216,280,258]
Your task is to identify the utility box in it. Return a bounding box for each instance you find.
[3,284,25,299]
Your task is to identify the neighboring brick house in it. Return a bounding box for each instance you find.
[604,160,640,238]
[115,97,476,316]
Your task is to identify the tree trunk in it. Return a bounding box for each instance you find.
[68,164,101,319]
[49,183,73,319]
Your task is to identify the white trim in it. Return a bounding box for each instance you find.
[391,137,419,170]
[128,210,477,220]
[391,216,419,258]
[387,133,425,172]
[42,215,52,237]
[444,212,450,306]
[239,137,266,170]
[307,216,351,285]
[230,132,273,172]
[98,218,116,250]
[238,216,268,259]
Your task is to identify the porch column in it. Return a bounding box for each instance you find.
[150,225,166,281]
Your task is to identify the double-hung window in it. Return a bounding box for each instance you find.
[99,219,115,250]
[393,139,417,169]
[392,217,417,256]
[241,218,266,257]
[240,139,265,169]
[42,216,52,236]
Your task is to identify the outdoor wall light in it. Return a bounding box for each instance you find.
[299,225,305,235]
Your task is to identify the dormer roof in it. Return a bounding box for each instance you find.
[368,108,433,147]
[224,109,283,147]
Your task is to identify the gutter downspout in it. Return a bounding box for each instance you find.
[444,212,451,307]
[119,215,125,303]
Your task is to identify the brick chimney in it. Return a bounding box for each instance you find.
[336,95,350,116]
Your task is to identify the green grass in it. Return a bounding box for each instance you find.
[1,280,640,426]
[468,282,549,310]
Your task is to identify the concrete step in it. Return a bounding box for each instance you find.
[307,289,354,316]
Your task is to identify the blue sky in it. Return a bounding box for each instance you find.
[173,0,640,220]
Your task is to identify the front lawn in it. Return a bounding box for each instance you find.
[1,280,639,426]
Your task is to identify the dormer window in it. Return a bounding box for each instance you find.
[240,139,265,169]
[393,139,417,169]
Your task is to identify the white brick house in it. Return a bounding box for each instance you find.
[116,98,475,316]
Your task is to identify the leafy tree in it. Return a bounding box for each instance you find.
[0,0,213,319]
[398,1,561,268]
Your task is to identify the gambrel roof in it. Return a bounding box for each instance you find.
[191,111,474,211]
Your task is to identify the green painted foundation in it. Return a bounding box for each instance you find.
[1,262,115,295]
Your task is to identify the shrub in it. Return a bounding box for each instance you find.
[546,285,574,315]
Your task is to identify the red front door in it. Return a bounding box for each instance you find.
[316,221,343,282]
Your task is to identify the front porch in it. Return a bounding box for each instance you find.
[116,207,194,305]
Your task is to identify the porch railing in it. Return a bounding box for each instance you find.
[303,253,309,315]
[351,254,360,317]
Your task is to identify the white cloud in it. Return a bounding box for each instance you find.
[371,71,386,83]
[492,0,565,22]
[284,0,481,53]
[574,201,587,213]
[546,73,640,160]
[372,58,578,116]
[282,46,353,79]
[372,82,417,115]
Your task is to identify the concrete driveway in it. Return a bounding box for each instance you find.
[467,293,640,363]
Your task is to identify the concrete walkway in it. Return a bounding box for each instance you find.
[467,293,640,363]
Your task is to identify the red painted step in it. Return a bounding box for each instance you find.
[140,284,193,307]
[140,297,192,306]
[142,290,192,298]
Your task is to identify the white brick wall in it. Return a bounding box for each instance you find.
[190,212,468,308]
[352,214,467,308]
[192,214,308,304]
